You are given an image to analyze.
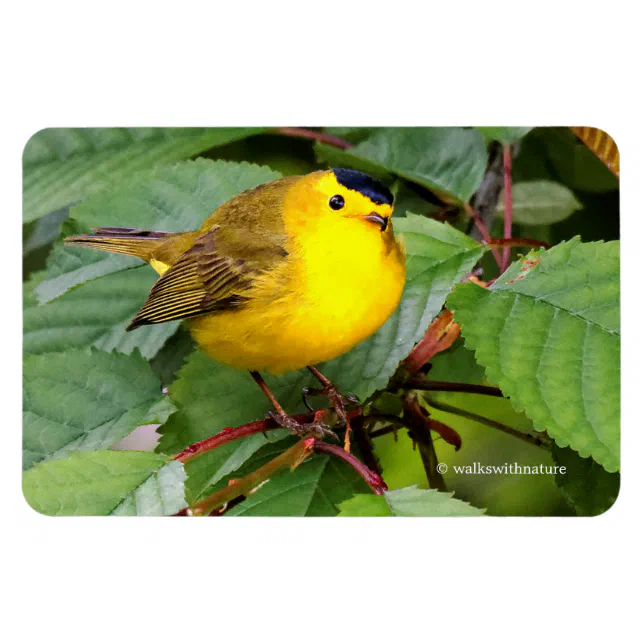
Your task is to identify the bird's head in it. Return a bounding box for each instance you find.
[283,168,396,242]
[319,167,394,232]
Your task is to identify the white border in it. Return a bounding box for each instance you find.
[5,3,641,643]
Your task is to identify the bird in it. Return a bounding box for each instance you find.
[65,168,406,441]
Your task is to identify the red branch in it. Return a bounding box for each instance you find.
[502,144,513,272]
[171,409,387,502]
[462,202,503,268]
[275,127,353,150]
[313,440,388,494]
[173,413,313,464]
[487,237,551,250]
[401,376,504,397]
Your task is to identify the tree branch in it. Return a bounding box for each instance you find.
[397,376,505,397]
[462,202,503,268]
[501,144,514,272]
[185,438,317,516]
[402,392,448,491]
[172,404,388,515]
[470,141,504,243]
[350,414,383,476]
[172,413,315,464]
[487,237,551,250]
[313,440,388,494]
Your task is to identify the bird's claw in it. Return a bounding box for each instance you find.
[301,385,359,416]
[267,411,338,442]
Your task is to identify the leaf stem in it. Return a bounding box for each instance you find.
[426,399,551,449]
[274,127,353,150]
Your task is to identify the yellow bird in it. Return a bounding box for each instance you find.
[65,168,406,437]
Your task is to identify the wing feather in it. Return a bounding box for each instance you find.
[127,228,258,330]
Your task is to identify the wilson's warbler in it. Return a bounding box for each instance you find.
[65,168,406,437]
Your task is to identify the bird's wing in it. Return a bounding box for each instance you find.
[127,227,284,330]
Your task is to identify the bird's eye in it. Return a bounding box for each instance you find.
[329,194,345,210]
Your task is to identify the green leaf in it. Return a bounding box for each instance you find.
[385,486,486,516]
[224,454,371,517]
[111,460,187,516]
[448,238,620,471]
[149,328,195,387]
[35,159,283,303]
[390,179,442,219]
[552,446,620,516]
[23,127,265,223]
[155,352,301,503]
[23,207,69,256]
[338,486,486,516]
[314,141,393,182]
[23,451,186,516]
[427,339,488,385]
[324,127,488,204]
[322,127,376,143]
[337,494,391,516]
[314,215,486,400]
[24,268,180,359]
[192,437,298,502]
[23,349,174,470]
[477,127,534,144]
[496,180,582,225]
[539,127,619,193]
[157,352,305,455]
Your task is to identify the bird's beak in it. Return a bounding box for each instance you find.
[361,212,389,231]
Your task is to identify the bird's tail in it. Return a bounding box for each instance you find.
[64,227,174,262]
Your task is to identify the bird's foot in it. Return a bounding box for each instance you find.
[267,410,338,442]
[302,385,359,422]
[301,383,360,451]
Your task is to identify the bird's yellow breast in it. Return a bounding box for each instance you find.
[188,172,406,374]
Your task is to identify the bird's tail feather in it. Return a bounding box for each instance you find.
[64,227,173,261]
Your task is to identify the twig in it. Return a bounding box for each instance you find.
[397,376,505,398]
[369,424,401,439]
[426,399,551,449]
[502,144,513,272]
[185,439,317,516]
[274,127,353,150]
[313,440,388,494]
[470,141,504,242]
[487,237,551,250]
[351,414,383,476]
[462,202,503,268]
[172,413,314,464]
[402,393,448,491]
[365,413,408,427]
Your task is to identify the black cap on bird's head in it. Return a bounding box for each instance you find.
[332,168,394,207]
